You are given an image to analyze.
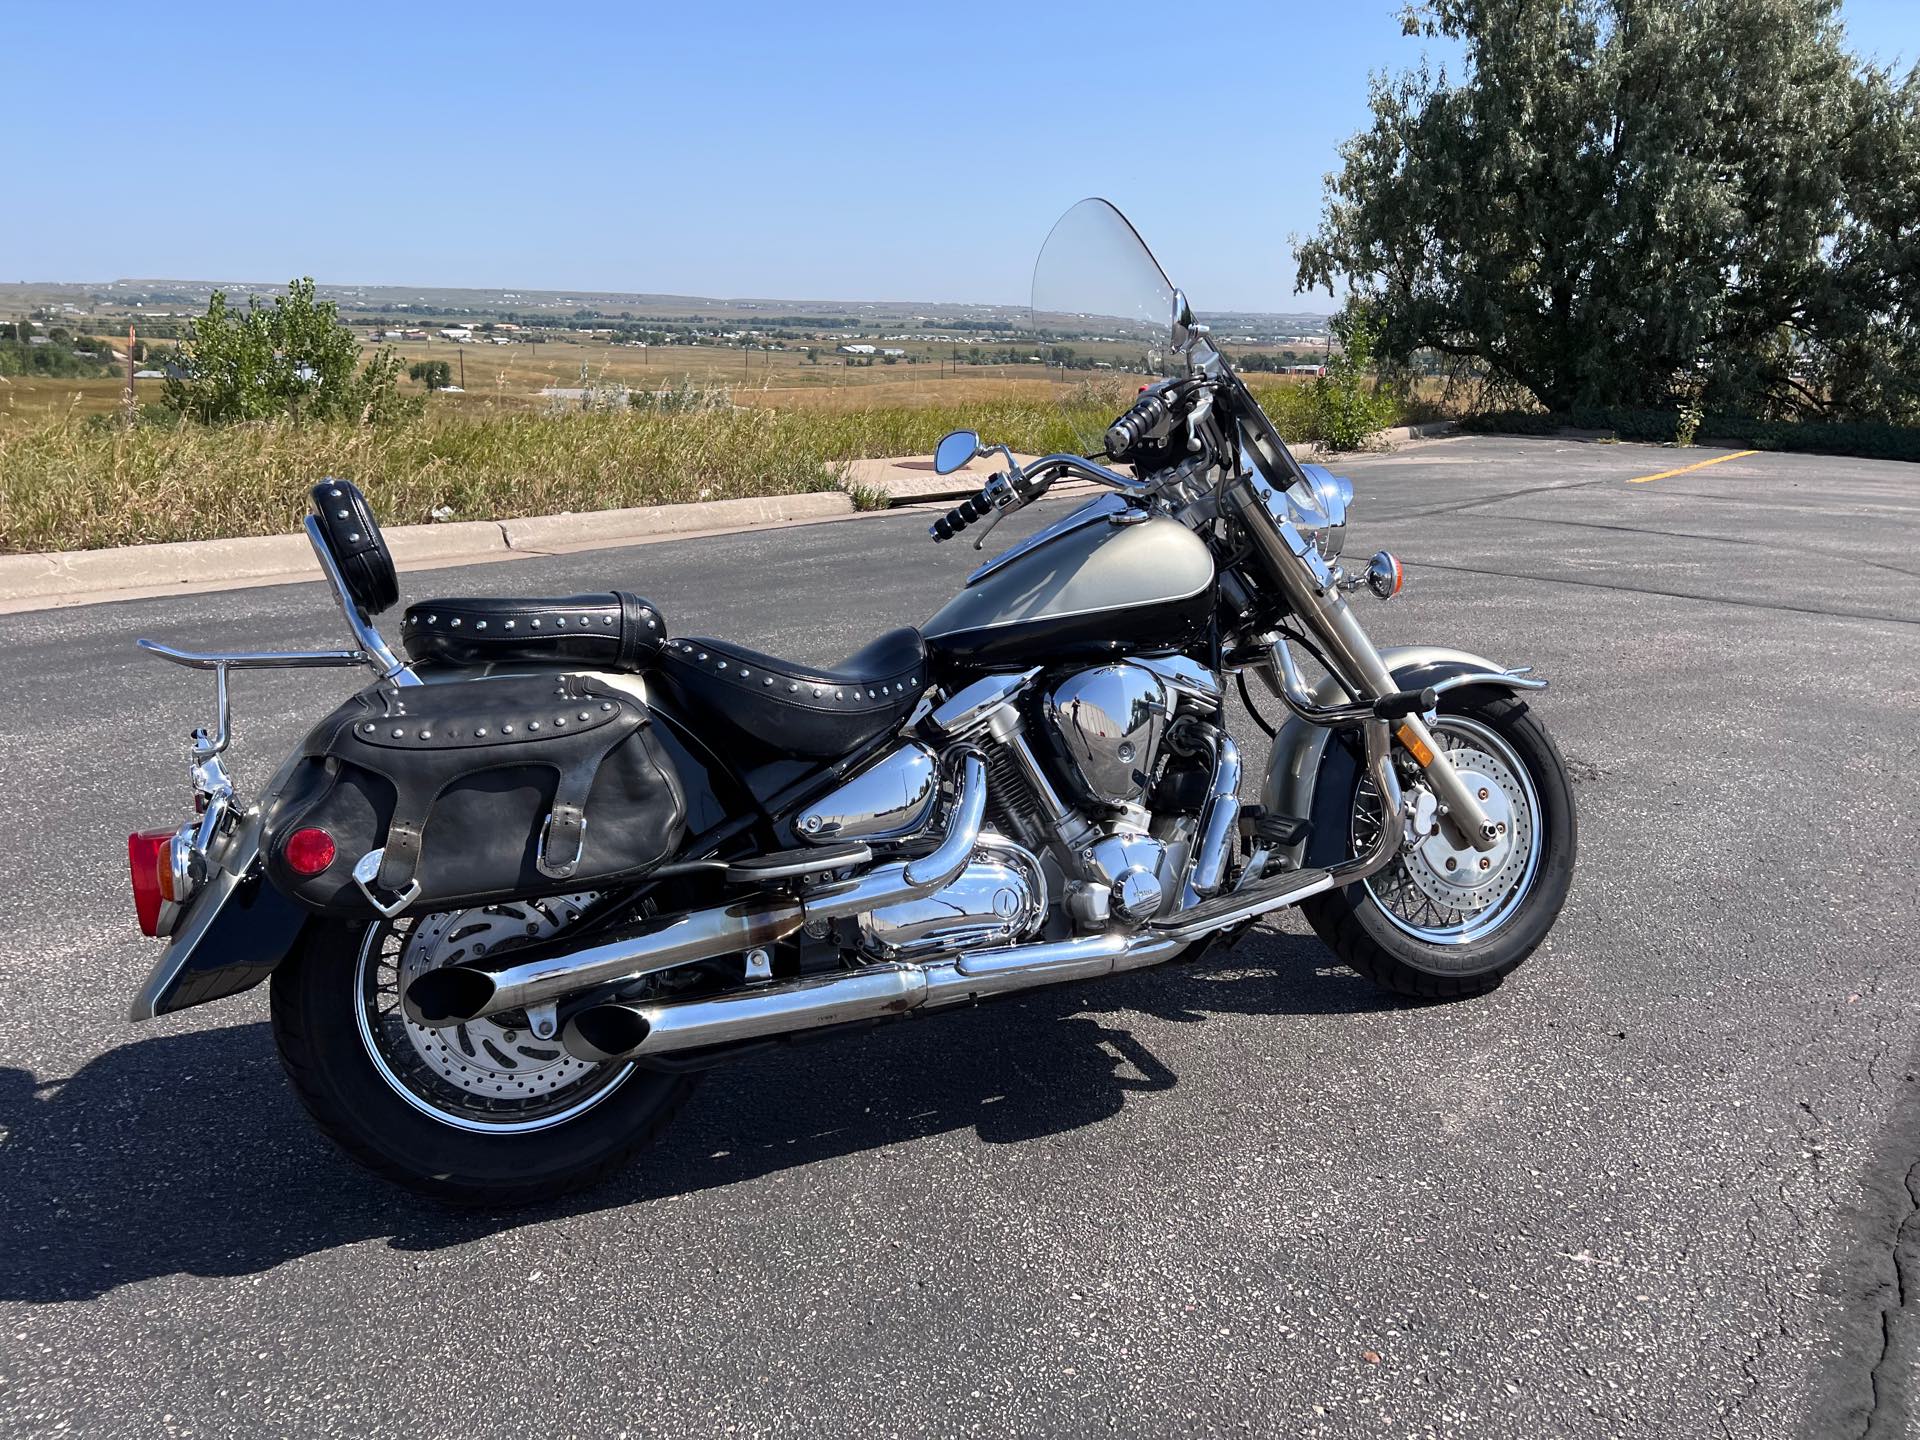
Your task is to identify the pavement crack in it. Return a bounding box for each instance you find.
[1373,476,1615,523]
[1860,1160,1920,1437]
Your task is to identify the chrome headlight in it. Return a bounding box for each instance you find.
[1285,464,1353,559]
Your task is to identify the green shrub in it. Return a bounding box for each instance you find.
[1675,398,1704,447]
[164,279,417,426]
[1309,305,1398,450]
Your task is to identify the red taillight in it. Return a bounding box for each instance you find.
[128,829,171,937]
[284,827,337,876]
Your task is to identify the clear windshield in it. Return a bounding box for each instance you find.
[1030,198,1178,454]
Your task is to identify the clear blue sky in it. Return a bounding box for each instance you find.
[8,1,1915,312]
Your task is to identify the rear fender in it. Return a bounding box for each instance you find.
[128,825,309,1021]
[1260,645,1542,870]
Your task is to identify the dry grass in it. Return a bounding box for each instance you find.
[0,398,1104,553]
[0,370,1421,555]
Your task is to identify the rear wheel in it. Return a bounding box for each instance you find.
[270,900,698,1205]
[1301,691,1576,999]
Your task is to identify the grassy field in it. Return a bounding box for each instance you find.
[0,342,1404,554]
[0,395,1122,553]
[0,326,1334,425]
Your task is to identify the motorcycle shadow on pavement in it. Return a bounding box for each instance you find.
[0,928,1406,1303]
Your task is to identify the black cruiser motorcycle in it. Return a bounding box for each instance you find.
[125,200,1576,1203]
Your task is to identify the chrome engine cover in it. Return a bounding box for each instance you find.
[1045,663,1170,807]
[798,742,939,844]
[858,835,1047,960]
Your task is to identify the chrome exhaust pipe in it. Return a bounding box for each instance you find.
[405,753,988,1027]
[1185,730,1242,897]
[565,963,929,1061]
[561,926,1190,1062]
[402,900,806,1026]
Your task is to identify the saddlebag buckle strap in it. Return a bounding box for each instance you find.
[533,726,628,879]
[376,818,425,893]
[353,848,422,920]
[536,806,588,879]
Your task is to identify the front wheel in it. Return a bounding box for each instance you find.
[1300,690,1577,999]
[270,900,699,1205]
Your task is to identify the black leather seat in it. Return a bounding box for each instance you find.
[654,627,928,758]
[402,593,668,670]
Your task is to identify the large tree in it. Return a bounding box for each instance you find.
[1295,0,1920,422]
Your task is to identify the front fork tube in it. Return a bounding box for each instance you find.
[1271,588,1499,853]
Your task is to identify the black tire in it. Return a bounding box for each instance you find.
[1299,690,1576,1000]
[270,922,699,1206]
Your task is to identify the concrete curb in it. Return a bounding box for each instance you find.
[1291,420,1460,463]
[0,491,854,608]
[844,454,1043,507]
[500,491,851,553]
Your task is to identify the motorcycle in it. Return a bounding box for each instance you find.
[124,199,1576,1203]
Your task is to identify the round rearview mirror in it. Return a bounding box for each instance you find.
[1170,289,1195,353]
[933,430,982,475]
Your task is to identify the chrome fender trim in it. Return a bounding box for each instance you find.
[1260,645,1545,871]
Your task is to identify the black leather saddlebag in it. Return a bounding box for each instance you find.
[264,674,686,918]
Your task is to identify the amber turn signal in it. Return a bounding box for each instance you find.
[1394,723,1435,767]
[1366,551,1404,600]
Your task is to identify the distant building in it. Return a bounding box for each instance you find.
[838,343,876,355]
[880,348,906,357]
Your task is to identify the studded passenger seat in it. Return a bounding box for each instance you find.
[401,593,668,670]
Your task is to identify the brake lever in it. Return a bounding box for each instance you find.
[970,505,1010,550]
[970,470,1024,550]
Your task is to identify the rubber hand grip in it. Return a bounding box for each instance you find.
[930,490,993,542]
[1105,392,1169,456]
[1372,687,1439,720]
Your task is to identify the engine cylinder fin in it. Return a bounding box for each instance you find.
[983,741,1045,848]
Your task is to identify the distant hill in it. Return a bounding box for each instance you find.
[0,279,1331,339]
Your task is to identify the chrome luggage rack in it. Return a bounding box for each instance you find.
[138,513,420,764]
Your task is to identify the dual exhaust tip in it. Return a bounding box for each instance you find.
[403,966,502,1027]
[566,1004,651,1060]
[404,960,652,1059]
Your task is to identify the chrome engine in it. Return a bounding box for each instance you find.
[800,658,1232,962]
[1039,659,1229,922]
[1045,663,1170,809]
[857,835,1047,959]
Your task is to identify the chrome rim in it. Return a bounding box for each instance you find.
[1356,716,1541,946]
[353,897,635,1134]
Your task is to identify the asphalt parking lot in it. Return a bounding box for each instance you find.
[1,434,1915,1438]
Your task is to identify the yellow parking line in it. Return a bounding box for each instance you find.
[1627,449,1759,484]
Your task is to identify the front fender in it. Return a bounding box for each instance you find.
[1259,645,1538,868]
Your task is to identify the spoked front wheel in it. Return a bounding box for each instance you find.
[1301,690,1577,999]
[270,900,699,1205]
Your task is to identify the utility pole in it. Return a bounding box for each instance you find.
[124,323,137,427]
[459,347,465,390]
